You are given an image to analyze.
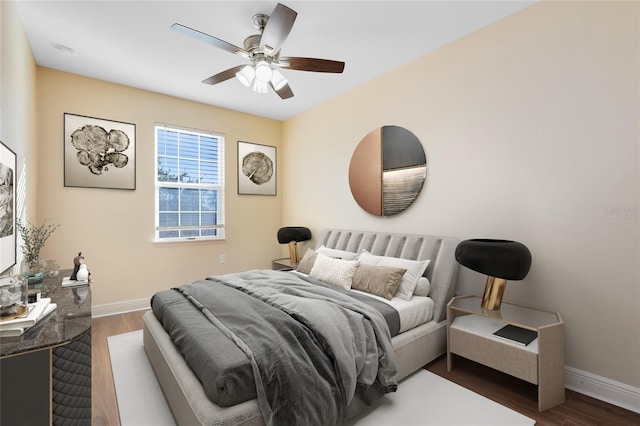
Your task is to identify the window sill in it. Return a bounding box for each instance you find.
[153,237,226,247]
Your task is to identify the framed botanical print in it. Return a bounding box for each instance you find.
[64,113,136,190]
[237,141,276,196]
[0,140,16,273]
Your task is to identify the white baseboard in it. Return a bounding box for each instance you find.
[93,298,640,414]
[92,297,150,318]
[565,366,640,414]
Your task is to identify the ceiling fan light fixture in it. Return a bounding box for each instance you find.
[254,60,273,83]
[252,79,269,94]
[236,65,255,87]
[270,69,288,91]
[173,3,345,101]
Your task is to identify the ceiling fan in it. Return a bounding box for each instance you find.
[171,3,345,99]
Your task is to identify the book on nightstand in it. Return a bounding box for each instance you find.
[492,324,538,346]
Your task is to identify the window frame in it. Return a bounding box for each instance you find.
[154,124,225,242]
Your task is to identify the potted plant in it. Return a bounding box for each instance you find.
[16,218,59,287]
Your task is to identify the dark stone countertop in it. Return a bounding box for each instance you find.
[0,269,91,357]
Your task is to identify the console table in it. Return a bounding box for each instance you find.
[447,295,565,411]
[0,269,91,425]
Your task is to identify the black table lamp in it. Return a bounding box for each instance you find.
[455,239,532,310]
[277,227,312,265]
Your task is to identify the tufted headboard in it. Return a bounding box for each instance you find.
[316,229,459,323]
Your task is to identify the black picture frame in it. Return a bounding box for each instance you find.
[237,141,276,196]
[64,113,136,190]
[0,140,16,273]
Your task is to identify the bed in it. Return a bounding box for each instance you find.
[143,229,459,425]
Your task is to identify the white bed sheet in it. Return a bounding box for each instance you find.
[350,289,434,333]
[289,270,433,334]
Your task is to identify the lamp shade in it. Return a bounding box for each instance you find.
[254,60,273,82]
[236,65,255,87]
[277,227,312,244]
[270,69,288,91]
[455,239,531,281]
[277,227,312,266]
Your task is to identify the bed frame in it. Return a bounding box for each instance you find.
[143,229,459,426]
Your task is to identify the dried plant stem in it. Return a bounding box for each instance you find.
[16,218,59,263]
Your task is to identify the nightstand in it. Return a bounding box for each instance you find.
[272,258,295,271]
[447,295,565,411]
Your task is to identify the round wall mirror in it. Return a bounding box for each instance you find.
[349,126,426,216]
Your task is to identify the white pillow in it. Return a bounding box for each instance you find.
[316,245,360,261]
[413,277,431,297]
[309,253,360,290]
[358,250,430,301]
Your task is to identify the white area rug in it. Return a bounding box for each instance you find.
[109,330,535,426]
[108,330,175,426]
[345,370,536,426]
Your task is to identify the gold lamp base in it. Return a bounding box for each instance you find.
[481,276,508,310]
[288,241,300,265]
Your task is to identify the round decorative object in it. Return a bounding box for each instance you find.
[242,151,274,185]
[76,264,89,282]
[0,275,28,320]
[349,126,426,216]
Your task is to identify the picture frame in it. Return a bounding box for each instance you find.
[64,113,136,190]
[237,141,276,196]
[0,140,16,273]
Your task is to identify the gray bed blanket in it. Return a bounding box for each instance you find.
[151,270,398,426]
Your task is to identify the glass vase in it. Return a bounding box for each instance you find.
[21,258,47,288]
[0,275,29,320]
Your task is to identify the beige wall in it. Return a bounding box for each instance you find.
[36,69,283,306]
[1,0,38,273]
[282,1,639,388]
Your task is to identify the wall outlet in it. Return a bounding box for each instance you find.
[219,254,226,264]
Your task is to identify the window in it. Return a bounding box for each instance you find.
[155,125,224,241]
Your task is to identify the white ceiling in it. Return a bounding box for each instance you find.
[15,1,535,121]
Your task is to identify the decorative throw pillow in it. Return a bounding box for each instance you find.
[309,253,359,290]
[358,250,431,301]
[413,277,431,297]
[351,263,407,300]
[315,245,360,261]
[296,248,317,274]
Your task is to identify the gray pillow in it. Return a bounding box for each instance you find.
[351,263,407,300]
[296,248,317,274]
[359,250,430,301]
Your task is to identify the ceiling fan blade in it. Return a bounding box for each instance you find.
[271,81,294,99]
[202,65,246,85]
[260,3,297,55]
[171,23,249,59]
[277,57,345,73]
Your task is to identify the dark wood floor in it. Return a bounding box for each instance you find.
[92,309,149,426]
[92,310,640,426]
